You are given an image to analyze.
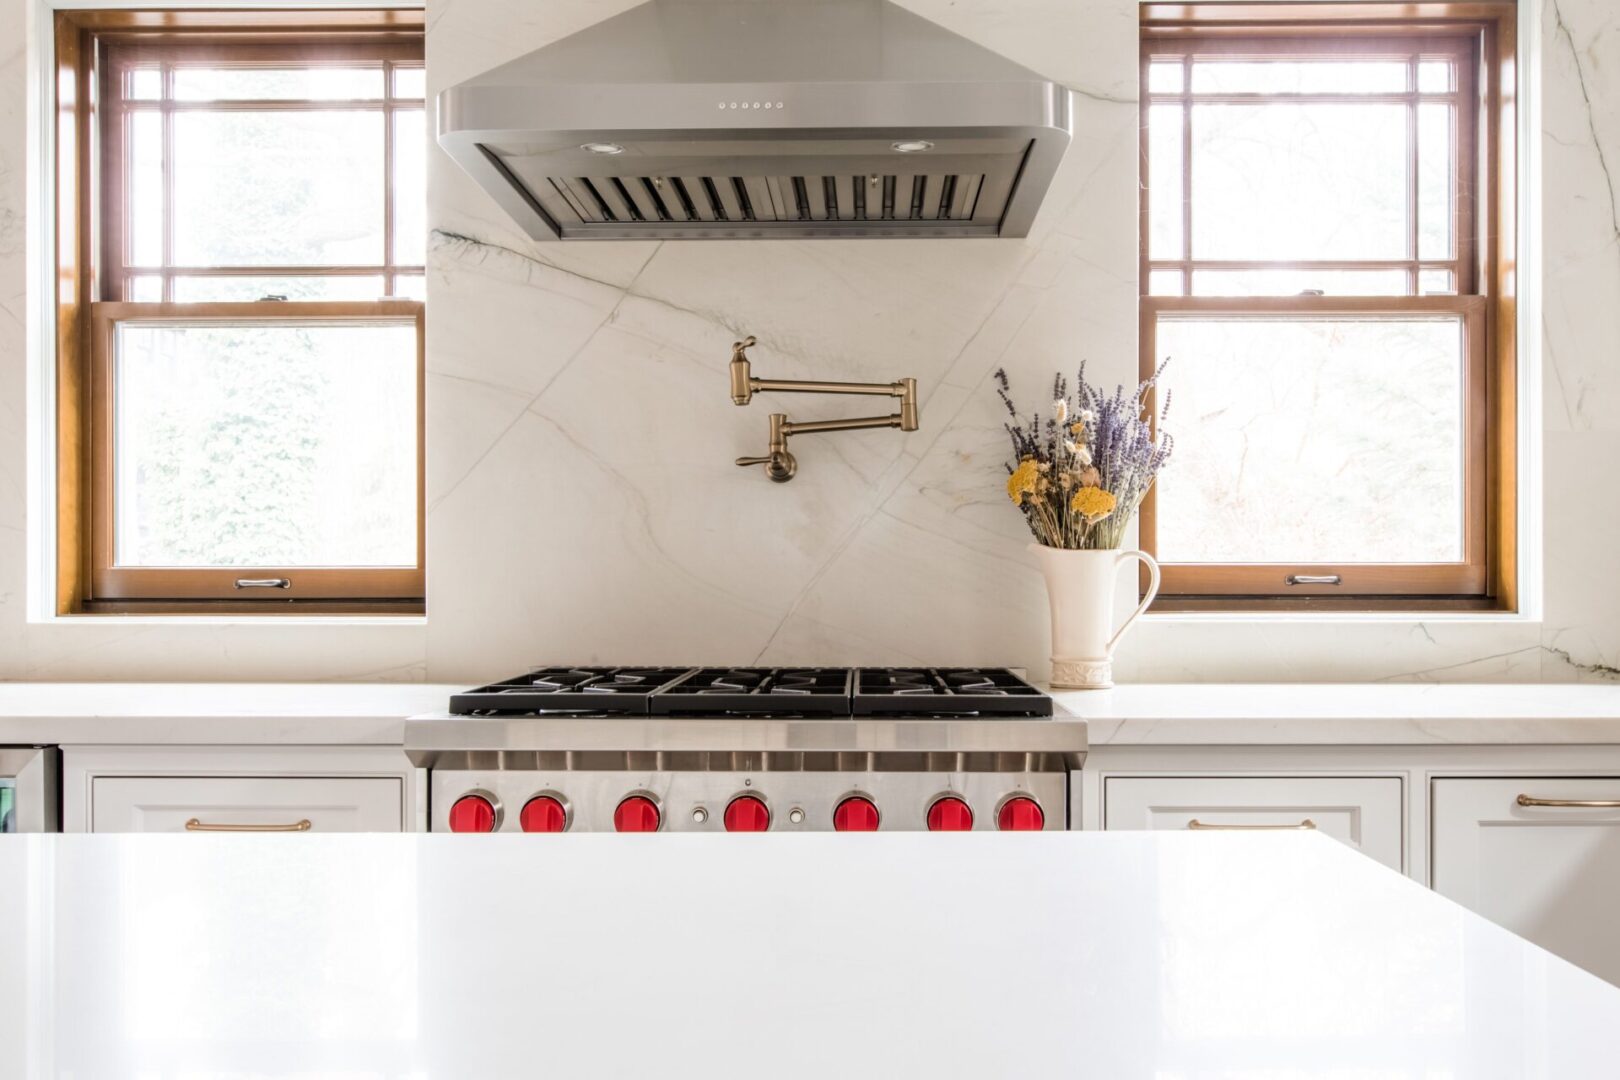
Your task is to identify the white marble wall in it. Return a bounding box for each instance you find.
[0,0,1615,685]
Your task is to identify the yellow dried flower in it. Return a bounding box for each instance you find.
[1007,457,1040,506]
[1070,485,1116,520]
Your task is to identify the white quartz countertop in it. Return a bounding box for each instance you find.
[3,681,1620,746]
[0,683,464,745]
[0,832,1613,1078]
[1050,682,1620,744]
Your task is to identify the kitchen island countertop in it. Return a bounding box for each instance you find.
[0,831,1614,1078]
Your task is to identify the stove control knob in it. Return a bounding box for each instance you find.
[927,795,974,832]
[448,793,497,833]
[614,794,662,833]
[724,795,771,832]
[833,795,880,832]
[519,795,567,833]
[997,796,1045,832]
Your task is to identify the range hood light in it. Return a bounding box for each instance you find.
[580,142,625,155]
[890,140,935,153]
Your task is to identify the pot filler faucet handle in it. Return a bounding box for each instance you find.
[729,334,919,483]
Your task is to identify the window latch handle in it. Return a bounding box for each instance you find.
[234,578,291,589]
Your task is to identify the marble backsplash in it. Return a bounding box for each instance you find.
[0,0,1615,686]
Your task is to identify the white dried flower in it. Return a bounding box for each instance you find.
[1053,399,1068,424]
[1063,439,1078,456]
[1075,444,1093,466]
[1078,408,1097,425]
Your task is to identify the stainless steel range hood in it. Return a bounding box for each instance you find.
[437,0,1074,240]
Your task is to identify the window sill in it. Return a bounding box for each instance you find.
[38,613,427,627]
[1141,608,1534,625]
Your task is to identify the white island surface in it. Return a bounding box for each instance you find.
[2,832,1616,1079]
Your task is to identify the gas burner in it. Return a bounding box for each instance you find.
[652,668,853,715]
[853,668,1050,717]
[449,666,695,716]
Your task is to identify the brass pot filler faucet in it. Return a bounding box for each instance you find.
[729,335,919,482]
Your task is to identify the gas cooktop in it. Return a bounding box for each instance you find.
[448,666,1052,718]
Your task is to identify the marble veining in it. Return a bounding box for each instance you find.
[0,0,1618,687]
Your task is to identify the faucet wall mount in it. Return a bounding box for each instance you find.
[729,335,919,483]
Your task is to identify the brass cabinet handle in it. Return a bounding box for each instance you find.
[1516,795,1620,809]
[234,578,290,589]
[1187,818,1317,831]
[185,817,312,832]
[1285,574,1342,586]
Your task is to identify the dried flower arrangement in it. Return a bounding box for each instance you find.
[995,362,1174,550]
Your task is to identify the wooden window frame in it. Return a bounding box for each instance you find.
[54,10,426,615]
[1138,3,1518,613]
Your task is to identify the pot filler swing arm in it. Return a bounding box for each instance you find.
[729,336,919,482]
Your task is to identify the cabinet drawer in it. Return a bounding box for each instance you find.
[91,776,404,833]
[1432,777,1620,985]
[1103,775,1404,870]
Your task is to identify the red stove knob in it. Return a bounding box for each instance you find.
[833,796,880,832]
[997,796,1045,832]
[927,796,974,832]
[614,795,662,833]
[448,794,496,833]
[724,795,771,832]
[520,795,568,833]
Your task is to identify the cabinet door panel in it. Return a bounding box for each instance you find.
[92,776,403,833]
[1432,777,1620,986]
[1104,776,1404,870]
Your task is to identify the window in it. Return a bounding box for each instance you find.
[55,11,425,612]
[1139,4,1516,611]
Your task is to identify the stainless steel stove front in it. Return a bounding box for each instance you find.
[428,768,1069,832]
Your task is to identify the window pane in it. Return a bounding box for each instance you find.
[1189,60,1408,95]
[172,67,384,101]
[1418,268,1455,295]
[1190,103,1408,260]
[113,321,418,568]
[1418,60,1453,93]
[392,66,426,99]
[173,111,385,266]
[128,275,163,302]
[1418,102,1456,261]
[128,68,163,101]
[1191,268,1409,296]
[391,273,426,300]
[1154,316,1465,563]
[172,275,387,302]
[1148,61,1183,94]
[1148,104,1184,260]
[393,110,426,265]
[1148,269,1184,296]
[129,110,164,267]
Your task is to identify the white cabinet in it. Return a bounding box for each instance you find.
[63,746,419,832]
[1432,777,1620,986]
[1103,775,1405,871]
[91,775,404,832]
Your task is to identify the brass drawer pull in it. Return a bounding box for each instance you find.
[234,578,290,589]
[1285,574,1341,586]
[1516,795,1620,809]
[1187,818,1317,831]
[185,817,312,832]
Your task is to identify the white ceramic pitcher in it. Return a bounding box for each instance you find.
[1030,544,1161,689]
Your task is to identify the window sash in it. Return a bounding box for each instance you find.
[1139,294,1488,598]
[1141,33,1480,297]
[101,40,425,303]
[88,300,426,602]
